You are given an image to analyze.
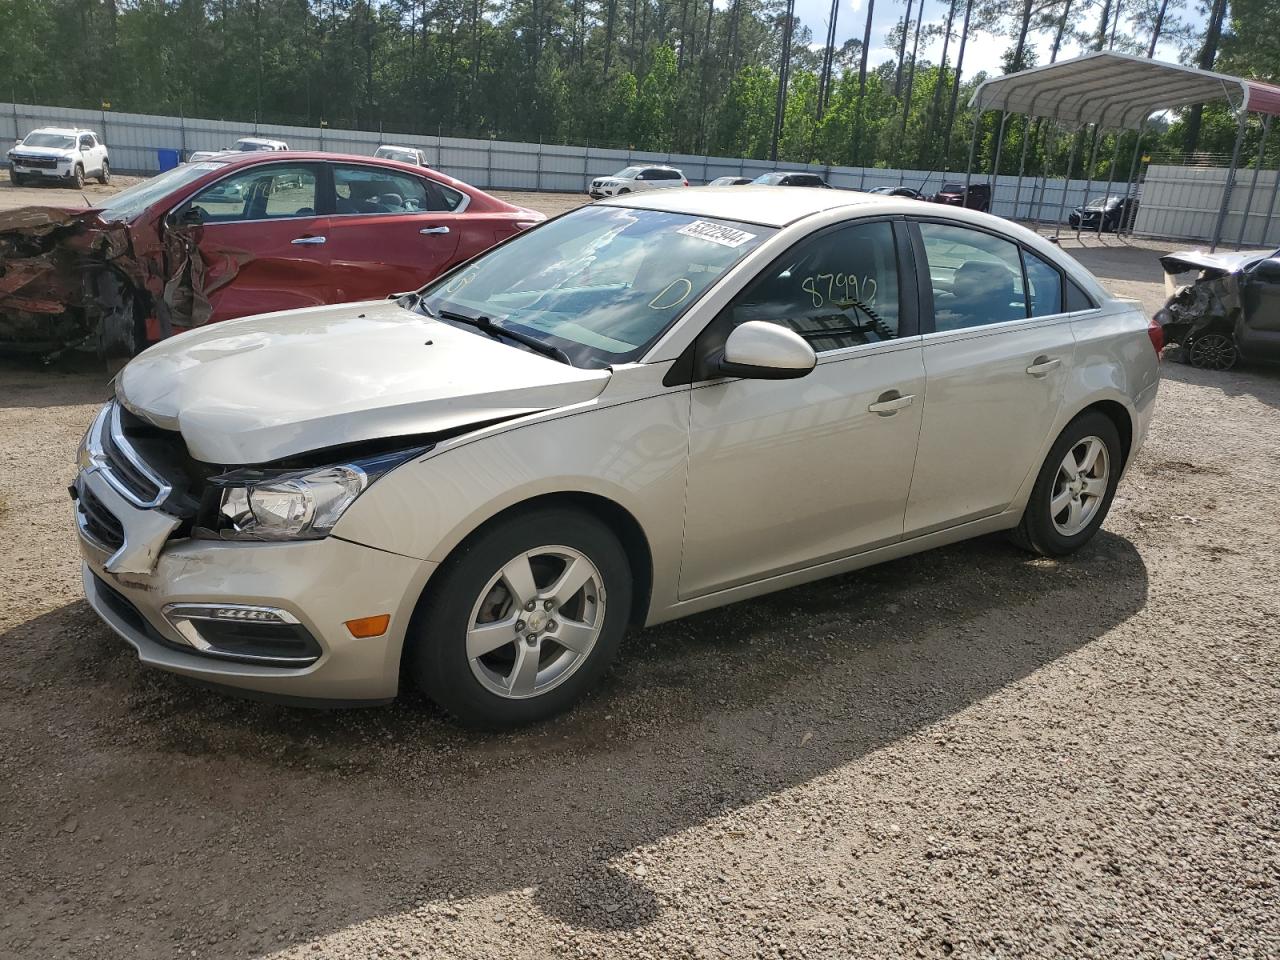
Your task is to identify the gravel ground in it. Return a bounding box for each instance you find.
[0,179,1277,960]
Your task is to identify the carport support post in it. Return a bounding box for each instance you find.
[1076,125,1101,241]
[1096,132,1124,238]
[1210,109,1249,253]
[1053,126,1082,241]
[1236,115,1271,249]
[988,112,1010,211]
[1012,115,1033,223]
[1263,158,1280,247]
[1119,121,1147,238]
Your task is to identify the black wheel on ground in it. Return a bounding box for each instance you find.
[1010,410,1123,558]
[1187,332,1237,371]
[407,507,632,728]
[10,171,26,187]
[71,164,84,189]
[98,160,110,185]
[617,187,631,194]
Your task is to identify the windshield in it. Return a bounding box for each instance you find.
[236,140,275,151]
[941,183,964,193]
[613,166,643,179]
[752,173,784,184]
[1084,196,1117,209]
[95,161,229,221]
[413,205,773,368]
[22,133,76,150]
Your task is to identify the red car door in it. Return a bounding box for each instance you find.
[323,162,464,302]
[173,161,331,324]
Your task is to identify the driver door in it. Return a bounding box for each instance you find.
[170,162,330,325]
[679,218,926,598]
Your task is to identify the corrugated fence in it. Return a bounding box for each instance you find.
[4,102,1278,245]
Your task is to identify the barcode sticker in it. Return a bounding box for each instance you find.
[676,220,757,248]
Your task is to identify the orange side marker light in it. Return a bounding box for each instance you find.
[345,614,391,638]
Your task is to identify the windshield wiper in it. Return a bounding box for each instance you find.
[436,309,572,365]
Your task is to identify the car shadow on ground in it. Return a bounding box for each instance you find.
[1158,354,1280,413]
[4,528,1149,950]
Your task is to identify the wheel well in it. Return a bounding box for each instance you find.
[1082,399,1133,469]
[423,492,655,630]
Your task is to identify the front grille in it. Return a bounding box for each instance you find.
[79,484,125,552]
[96,403,211,519]
[13,155,58,169]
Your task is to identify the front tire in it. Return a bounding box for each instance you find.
[98,160,110,185]
[408,507,632,728]
[70,164,84,189]
[1011,411,1122,557]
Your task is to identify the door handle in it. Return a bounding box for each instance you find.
[868,391,916,416]
[419,225,451,235]
[290,235,326,245]
[1026,356,1061,376]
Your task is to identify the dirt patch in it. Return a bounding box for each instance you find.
[0,192,1277,960]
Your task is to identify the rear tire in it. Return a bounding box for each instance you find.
[1011,410,1122,558]
[407,507,632,728]
[1187,332,1237,371]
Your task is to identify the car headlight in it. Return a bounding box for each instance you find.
[203,446,428,541]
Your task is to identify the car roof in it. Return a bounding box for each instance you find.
[377,144,419,151]
[602,184,878,227]
[28,126,96,136]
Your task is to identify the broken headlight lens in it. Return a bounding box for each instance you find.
[207,448,426,541]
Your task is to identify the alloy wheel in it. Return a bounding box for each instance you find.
[1188,333,1237,371]
[465,545,606,699]
[1050,436,1110,537]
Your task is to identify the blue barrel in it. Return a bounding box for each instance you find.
[157,148,181,171]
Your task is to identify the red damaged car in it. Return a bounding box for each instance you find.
[0,152,544,357]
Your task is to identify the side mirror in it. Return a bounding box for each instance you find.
[714,321,816,380]
[170,206,203,228]
[1250,258,1280,284]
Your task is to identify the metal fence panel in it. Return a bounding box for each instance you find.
[5,102,1279,243]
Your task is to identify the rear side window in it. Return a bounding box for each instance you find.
[1065,278,1096,311]
[1023,249,1063,317]
[721,220,902,352]
[917,222,1027,331]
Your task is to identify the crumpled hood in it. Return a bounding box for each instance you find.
[116,300,611,464]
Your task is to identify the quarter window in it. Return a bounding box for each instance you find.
[722,220,902,351]
[918,222,1027,331]
[188,165,318,222]
[1023,249,1064,317]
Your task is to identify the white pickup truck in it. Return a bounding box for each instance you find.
[7,127,111,188]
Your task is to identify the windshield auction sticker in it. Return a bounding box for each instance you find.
[676,220,757,248]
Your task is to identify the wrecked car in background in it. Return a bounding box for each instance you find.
[0,151,543,359]
[1155,247,1280,370]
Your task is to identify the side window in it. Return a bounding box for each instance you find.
[918,221,1027,331]
[661,169,682,180]
[188,165,318,223]
[333,164,431,215]
[429,179,465,211]
[721,220,901,352]
[79,135,93,150]
[1064,277,1096,311]
[1023,249,1064,317]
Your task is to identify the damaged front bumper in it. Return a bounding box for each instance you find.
[0,206,142,358]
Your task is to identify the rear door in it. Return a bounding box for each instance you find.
[322,162,463,302]
[1238,258,1280,361]
[172,161,330,325]
[903,219,1077,536]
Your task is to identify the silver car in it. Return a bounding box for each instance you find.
[73,189,1160,727]
[589,165,687,198]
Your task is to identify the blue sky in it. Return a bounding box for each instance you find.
[787,0,1202,80]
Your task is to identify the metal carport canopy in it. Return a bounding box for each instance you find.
[971,51,1280,130]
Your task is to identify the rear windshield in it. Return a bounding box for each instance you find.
[21,133,76,150]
